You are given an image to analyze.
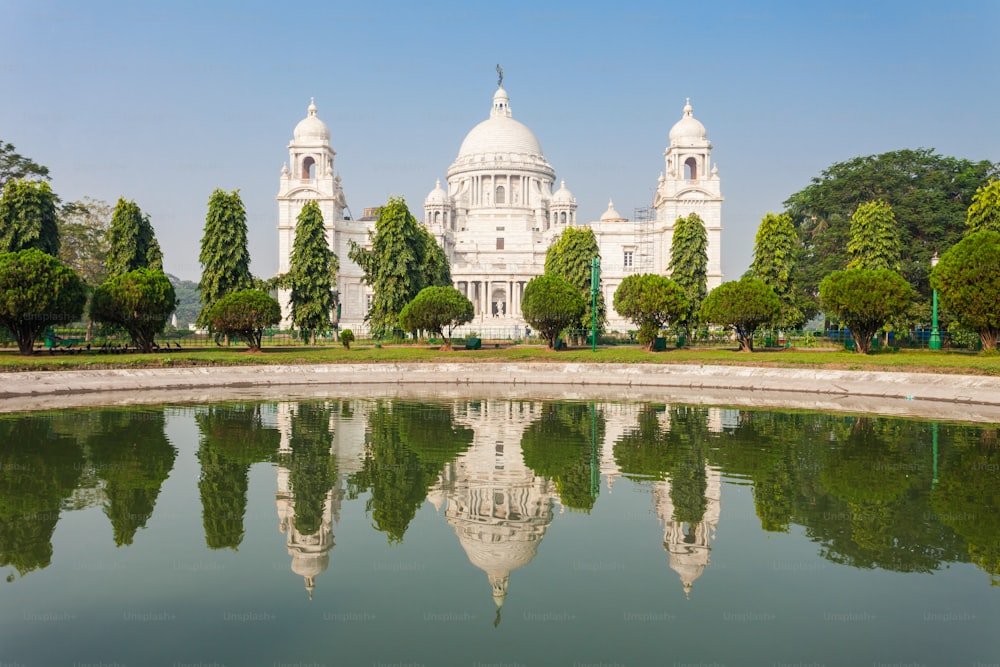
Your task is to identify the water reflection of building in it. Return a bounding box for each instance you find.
[431,401,558,618]
[272,402,354,599]
[652,467,721,598]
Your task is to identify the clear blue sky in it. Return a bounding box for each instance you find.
[3,0,998,282]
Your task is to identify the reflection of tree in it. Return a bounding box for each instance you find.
[348,402,473,543]
[521,403,605,512]
[0,417,84,579]
[613,405,708,523]
[709,411,972,573]
[281,402,338,536]
[931,430,1000,584]
[87,410,177,547]
[195,404,280,549]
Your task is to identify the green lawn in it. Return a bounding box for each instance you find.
[2,343,999,375]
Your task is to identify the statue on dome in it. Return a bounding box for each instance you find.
[496,64,503,87]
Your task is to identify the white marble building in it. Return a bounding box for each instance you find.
[276,82,723,332]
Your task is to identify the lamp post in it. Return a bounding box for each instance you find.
[929,252,942,351]
[591,257,600,352]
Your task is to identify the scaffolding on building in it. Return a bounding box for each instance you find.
[633,207,655,273]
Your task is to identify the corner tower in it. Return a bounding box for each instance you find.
[654,99,723,289]
[276,99,348,324]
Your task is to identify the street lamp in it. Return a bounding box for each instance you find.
[929,252,942,351]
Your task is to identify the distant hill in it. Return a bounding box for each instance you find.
[167,274,200,329]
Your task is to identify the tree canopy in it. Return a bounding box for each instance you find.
[206,289,281,351]
[105,198,163,278]
[521,274,585,349]
[930,230,1000,351]
[748,212,808,328]
[699,277,781,352]
[613,274,688,350]
[57,197,111,286]
[398,286,473,349]
[0,179,59,256]
[785,148,998,299]
[349,197,449,338]
[819,269,914,354]
[965,180,1000,234]
[0,249,87,355]
[668,212,708,334]
[545,226,606,331]
[0,139,50,188]
[198,189,253,330]
[288,201,336,344]
[90,268,176,352]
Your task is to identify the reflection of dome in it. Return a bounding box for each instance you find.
[293,98,331,143]
[425,179,450,206]
[599,199,627,222]
[456,86,545,160]
[668,98,707,146]
[291,552,330,599]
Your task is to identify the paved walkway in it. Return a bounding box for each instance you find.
[2,362,999,422]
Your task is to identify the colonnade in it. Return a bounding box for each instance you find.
[455,278,529,319]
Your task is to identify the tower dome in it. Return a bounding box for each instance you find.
[455,85,545,161]
[293,98,331,143]
[599,199,627,222]
[425,179,450,205]
[552,180,575,204]
[668,98,707,146]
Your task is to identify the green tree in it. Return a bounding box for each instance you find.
[198,189,253,330]
[668,212,708,336]
[965,179,1000,234]
[931,230,1000,351]
[57,197,112,286]
[785,149,998,300]
[349,197,446,337]
[847,200,902,271]
[0,139,50,188]
[545,226,606,331]
[398,286,473,349]
[748,212,809,328]
[280,402,339,538]
[90,268,177,352]
[167,274,200,329]
[612,274,688,350]
[105,198,163,278]
[700,278,781,352]
[819,269,914,354]
[0,249,86,355]
[288,201,336,344]
[419,224,452,288]
[206,289,281,351]
[0,179,59,256]
[521,274,585,349]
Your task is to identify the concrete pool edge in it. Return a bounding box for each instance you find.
[2,362,999,422]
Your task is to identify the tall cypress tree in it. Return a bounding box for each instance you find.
[544,226,606,331]
[0,179,59,256]
[197,189,253,329]
[847,200,901,271]
[668,212,708,336]
[105,197,163,278]
[349,196,439,338]
[749,212,807,328]
[288,201,336,344]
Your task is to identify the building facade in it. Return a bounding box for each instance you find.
[276,84,723,332]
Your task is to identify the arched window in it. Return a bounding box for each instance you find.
[561,211,567,224]
[434,211,441,225]
[495,185,505,205]
[302,156,316,180]
[684,157,698,181]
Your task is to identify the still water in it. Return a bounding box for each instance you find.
[1,399,997,667]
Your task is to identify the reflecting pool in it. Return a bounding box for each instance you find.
[1,399,997,666]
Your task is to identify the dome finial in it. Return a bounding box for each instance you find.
[308,97,317,116]
[684,98,693,116]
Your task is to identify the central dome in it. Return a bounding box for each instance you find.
[455,86,544,160]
